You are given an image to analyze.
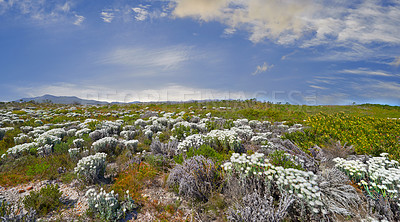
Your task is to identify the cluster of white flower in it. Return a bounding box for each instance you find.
[92,137,119,153]
[68,148,81,159]
[5,142,38,159]
[75,128,92,137]
[37,144,53,156]
[124,140,139,152]
[35,134,61,146]
[333,158,367,181]
[177,134,205,153]
[85,188,135,221]
[334,153,400,200]
[222,152,325,214]
[73,138,85,148]
[120,130,136,140]
[205,129,241,151]
[231,126,254,141]
[74,152,107,183]
[13,133,31,144]
[250,135,269,145]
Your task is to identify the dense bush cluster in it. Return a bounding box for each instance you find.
[74,152,107,184]
[86,188,137,221]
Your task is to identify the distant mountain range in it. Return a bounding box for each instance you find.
[16,94,110,105]
[15,94,225,105]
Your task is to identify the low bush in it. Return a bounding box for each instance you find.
[268,150,304,170]
[23,184,63,216]
[111,162,158,203]
[92,137,118,154]
[74,153,107,184]
[167,155,221,202]
[86,188,138,221]
[174,144,227,164]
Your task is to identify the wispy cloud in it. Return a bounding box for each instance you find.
[101,11,114,23]
[309,85,327,90]
[340,68,398,77]
[73,14,85,26]
[98,45,192,71]
[252,62,273,76]
[132,7,149,21]
[390,57,400,67]
[0,0,83,26]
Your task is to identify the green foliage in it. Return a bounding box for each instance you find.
[223,120,234,129]
[26,162,50,176]
[87,120,102,131]
[173,125,199,141]
[206,121,218,131]
[284,113,400,160]
[174,144,227,165]
[268,150,303,170]
[23,184,63,216]
[53,142,70,154]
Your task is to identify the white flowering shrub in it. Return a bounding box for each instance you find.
[205,130,242,152]
[73,138,85,148]
[334,153,400,201]
[231,126,254,141]
[222,153,326,215]
[13,134,31,145]
[177,134,205,154]
[233,119,249,127]
[144,130,153,139]
[75,128,91,138]
[68,148,81,160]
[124,140,139,153]
[120,130,136,140]
[74,153,107,184]
[92,137,119,154]
[250,135,269,145]
[37,144,53,157]
[85,188,137,221]
[44,128,66,138]
[35,134,61,146]
[20,126,33,133]
[6,142,38,159]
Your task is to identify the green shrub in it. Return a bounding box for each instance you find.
[174,145,227,165]
[23,184,63,216]
[26,162,50,176]
[268,150,303,170]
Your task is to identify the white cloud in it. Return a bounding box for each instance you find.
[339,68,398,77]
[170,0,400,50]
[101,11,114,23]
[73,14,85,26]
[132,7,149,21]
[172,0,315,44]
[98,45,191,71]
[252,62,273,75]
[309,85,327,90]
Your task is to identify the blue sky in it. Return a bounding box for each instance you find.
[1,0,400,105]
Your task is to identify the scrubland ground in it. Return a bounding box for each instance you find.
[0,101,399,221]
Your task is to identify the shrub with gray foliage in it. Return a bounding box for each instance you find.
[167,155,220,202]
[150,139,178,158]
[227,192,295,222]
[317,168,362,218]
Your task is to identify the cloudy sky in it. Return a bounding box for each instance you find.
[1,0,399,105]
